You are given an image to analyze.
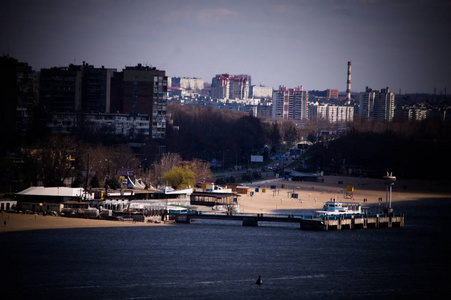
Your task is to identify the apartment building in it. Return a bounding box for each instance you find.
[211,74,249,100]
[39,65,83,112]
[82,64,116,113]
[39,62,116,114]
[0,56,36,150]
[360,86,395,121]
[272,86,308,120]
[374,87,395,121]
[47,112,150,137]
[250,85,273,99]
[111,64,168,140]
[326,89,339,99]
[309,104,354,122]
[170,77,204,90]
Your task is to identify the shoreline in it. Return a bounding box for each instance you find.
[2,175,450,233]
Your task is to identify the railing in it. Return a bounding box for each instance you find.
[171,210,403,220]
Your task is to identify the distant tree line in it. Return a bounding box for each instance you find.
[165,104,304,169]
[305,117,451,179]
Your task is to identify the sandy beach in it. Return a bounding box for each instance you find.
[0,213,171,233]
[238,175,451,214]
[1,175,450,233]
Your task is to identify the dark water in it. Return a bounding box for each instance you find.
[2,198,450,299]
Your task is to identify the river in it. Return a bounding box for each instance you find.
[1,198,450,299]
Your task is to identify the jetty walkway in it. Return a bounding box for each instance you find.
[170,211,404,231]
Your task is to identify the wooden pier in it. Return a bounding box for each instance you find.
[171,211,404,231]
[299,214,404,230]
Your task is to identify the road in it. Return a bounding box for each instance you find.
[213,154,297,180]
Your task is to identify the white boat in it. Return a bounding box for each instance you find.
[315,201,363,217]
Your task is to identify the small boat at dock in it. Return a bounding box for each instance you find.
[314,201,363,217]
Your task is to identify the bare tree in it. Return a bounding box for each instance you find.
[185,158,214,183]
[21,135,77,187]
[150,153,182,187]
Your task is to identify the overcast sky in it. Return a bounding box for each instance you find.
[1,0,450,93]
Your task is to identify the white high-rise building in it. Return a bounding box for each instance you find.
[374,87,395,121]
[229,76,249,99]
[360,86,395,121]
[170,77,204,90]
[272,86,308,120]
[359,87,376,119]
[250,85,273,99]
[211,74,249,100]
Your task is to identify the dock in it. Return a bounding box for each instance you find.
[170,211,404,231]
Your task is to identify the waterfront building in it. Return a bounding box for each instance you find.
[15,186,94,214]
[359,86,395,121]
[111,64,168,140]
[272,86,308,120]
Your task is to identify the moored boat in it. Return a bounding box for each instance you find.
[315,201,363,217]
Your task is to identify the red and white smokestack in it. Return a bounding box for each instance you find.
[346,61,351,104]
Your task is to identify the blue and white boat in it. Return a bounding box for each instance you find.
[315,201,363,217]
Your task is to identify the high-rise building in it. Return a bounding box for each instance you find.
[272,86,308,120]
[168,77,205,99]
[211,74,230,99]
[359,87,375,119]
[374,87,395,121]
[0,56,36,149]
[170,77,204,91]
[111,64,168,140]
[39,62,116,114]
[359,86,395,121]
[229,76,249,99]
[39,65,83,113]
[234,74,251,86]
[81,64,116,113]
[250,85,273,99]
[211,74,249,100]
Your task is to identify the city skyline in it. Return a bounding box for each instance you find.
[1,0,450,94]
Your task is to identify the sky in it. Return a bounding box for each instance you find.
[1,0,450,94]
